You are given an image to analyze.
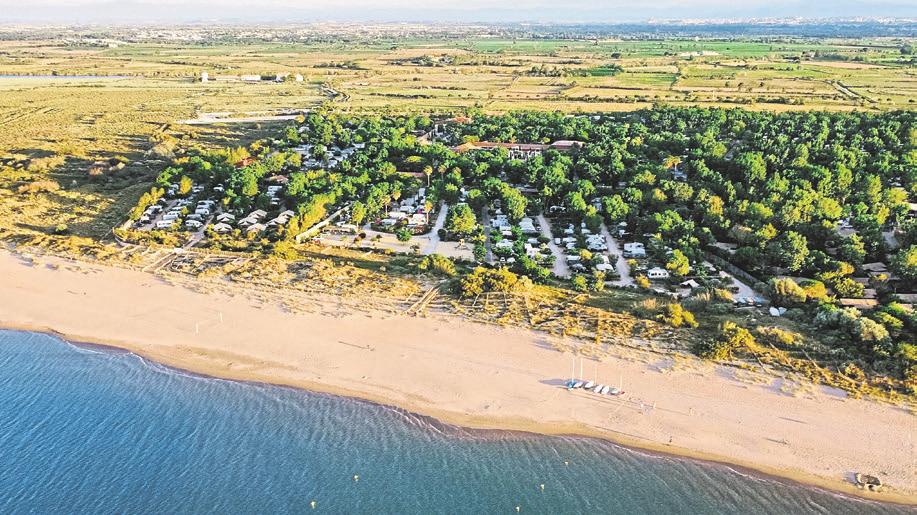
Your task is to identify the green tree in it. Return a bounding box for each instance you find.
[179,175,193,195]
[735,152,767,182]
[466,189,487,213]
[768,277,806,306]
[602,195,629,224]
[584,213,603,234]
[666,249,690,277]
[396,228,413,242]
[503,189,528,225]
[837,235,866,267]
[350,201,367,226]
[890,245,917,283]
[445,204,476,235]
[770,231,809,272]
[799,279,828,300]
[898,343,917,384]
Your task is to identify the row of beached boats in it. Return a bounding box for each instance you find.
[564,379,627,397]
[564,358,627,397]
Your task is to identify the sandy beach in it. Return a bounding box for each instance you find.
[1,249,915,504]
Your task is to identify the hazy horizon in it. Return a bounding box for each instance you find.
[3,0,917,24]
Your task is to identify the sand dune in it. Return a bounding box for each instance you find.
[1,249,915,503]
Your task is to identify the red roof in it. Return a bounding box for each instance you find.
[450,140,584,153]
[233,158,257,167]
[454,117,472,122]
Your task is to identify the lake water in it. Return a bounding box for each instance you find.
[0,330,910,514]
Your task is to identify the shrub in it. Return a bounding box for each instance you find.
[416,254,455,277]
[571,274,588,292]
[898,343,917,384]
[694,321,755,360]
[707,303,733,315]
[632,298,658,318]
[756,326,801,348]
[635,274,651,288]
[271,241,299,260]
[17,180,60,194]
[459,267,525,297]
[657,303,698,328]
[833,277,864,298]
[589,270,606,292]
[473,243,486,262]
[693,338,734,361]
[713,288,734,302]
[783,308,807,322]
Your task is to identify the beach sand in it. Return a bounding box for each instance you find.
[2,249,915,503]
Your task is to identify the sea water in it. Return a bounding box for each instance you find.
[0,330,910,514]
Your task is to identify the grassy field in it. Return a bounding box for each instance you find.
[2,35,917,240]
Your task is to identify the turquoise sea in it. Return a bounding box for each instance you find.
[0,330,911,514]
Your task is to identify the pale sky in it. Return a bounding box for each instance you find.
[4,0,916,22]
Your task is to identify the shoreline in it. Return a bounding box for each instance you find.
[1,250,915,505]
[5,326,912,510]
[6,324,914,509]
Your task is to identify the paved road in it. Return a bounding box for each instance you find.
[537,214,568,277]
[482,207,494,264]
[883,230,899,250]
[600,222,633,286]
[184,219,210,248]
[709,262,759,299]
[423,201,448,254]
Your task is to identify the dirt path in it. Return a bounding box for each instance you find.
[177,112,302,125]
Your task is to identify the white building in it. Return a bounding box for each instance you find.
[212,222,232,233]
